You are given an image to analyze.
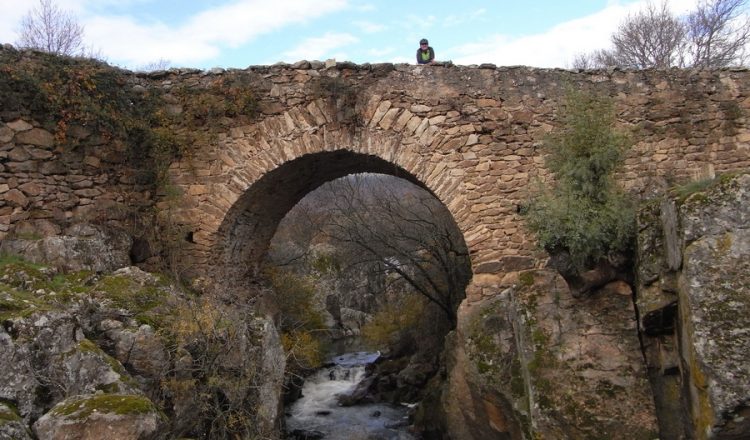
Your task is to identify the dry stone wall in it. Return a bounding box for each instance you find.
[0,115,159,271]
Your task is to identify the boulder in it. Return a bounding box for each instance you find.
[0,311,140,423]
[339,307,369,334]
[33,394,164,440]
[101,323,169,379]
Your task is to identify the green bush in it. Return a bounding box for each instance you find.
[523,89,635,271]
[266,269,326,375]
[362,294,424,350]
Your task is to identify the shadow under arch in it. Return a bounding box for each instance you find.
[214,149,462,297]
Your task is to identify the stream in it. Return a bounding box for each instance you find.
[285,351,415,440]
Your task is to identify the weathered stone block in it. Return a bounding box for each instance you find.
[7,119,32,131]
[15,128,54,148]
[8,146,30,161]
[18,182,42,197]
[3,189,29,207]
[0,125,13,143]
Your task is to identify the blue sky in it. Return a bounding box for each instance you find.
[0,0,706,70]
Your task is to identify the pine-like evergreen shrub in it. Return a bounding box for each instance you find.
[523,89,635,272]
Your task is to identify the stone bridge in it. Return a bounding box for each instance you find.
[3,49,750,438]
[160,62,750,299]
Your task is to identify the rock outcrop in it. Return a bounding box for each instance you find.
[0,260,284,439]
[441,270,657,440]
[1,223,132,273]
[636,172,750,439]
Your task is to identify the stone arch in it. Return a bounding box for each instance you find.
[173,96,491,294]
[213,149,447,292]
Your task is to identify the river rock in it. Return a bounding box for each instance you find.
[288,429,325,440]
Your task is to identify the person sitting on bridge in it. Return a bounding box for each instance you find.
[416,38,435,65]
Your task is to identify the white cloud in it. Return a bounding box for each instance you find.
[353,20,386,33]
[352,2,376,12]
[0,0,92,46]
[85,16,220,66]
[368,47,394,58]
[450,0,702,67]
[0,0,28,44]
[281,32,359,62]
[400,13,437,32]
[80,0,349,67]
[444,8,487,27]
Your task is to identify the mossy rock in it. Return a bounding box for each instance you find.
[0,255,94,320]
[49,394,159,420]
[93,271,173,327]
[35,394,165,439]
[674,171,747,208]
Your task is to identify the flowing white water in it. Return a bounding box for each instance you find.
[285,351,415,440]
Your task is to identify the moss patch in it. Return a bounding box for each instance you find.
[673,171,747,207]
[50,394,158,420]
[0,256,97,320]
[0,402,22,423]
[518,271,535,287]
[92,274,171,328]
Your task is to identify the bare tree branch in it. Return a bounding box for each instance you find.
[687,0,750,67]
[574,0,750,68]
[17,0,86,56]
[608,1,687,68]
[314,174,470,325]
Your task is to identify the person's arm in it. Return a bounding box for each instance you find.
[429,47,435,63]
[416,49,422,64]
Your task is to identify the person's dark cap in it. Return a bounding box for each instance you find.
[420,39,428,45]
